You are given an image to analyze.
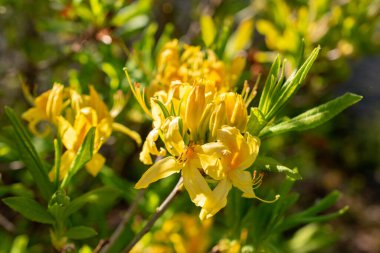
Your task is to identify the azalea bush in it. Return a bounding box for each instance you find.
[0,1,377,253]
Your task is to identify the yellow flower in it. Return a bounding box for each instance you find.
[151,40,234,93]
[26,85,142,180]
[198,126,262,219]
[22,83,65,136]
[131,213,211,253]
[50,86,141,179]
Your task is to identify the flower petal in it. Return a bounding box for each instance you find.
[196,142,226,180]
[200,179,232,220]
[57,116,77,150]
[86,153,106,176]
[135,157,181,189]
[229,170,255,198]
[182,164,212,208]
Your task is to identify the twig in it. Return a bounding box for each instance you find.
[99,189,146,253]
[122,177,183,253]
[0,212,15,232]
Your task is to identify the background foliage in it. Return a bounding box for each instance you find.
[0,0,379,252]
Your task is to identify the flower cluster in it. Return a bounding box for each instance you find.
[150,39,245,95]
[130,41,274,219]
[22,84,141,180]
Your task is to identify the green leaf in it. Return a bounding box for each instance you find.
[225,19,254,59]
[152,98,171,118]
[200,15,216,47]
[3,197,54,224]
[61,128,96,188]
[66,186,121,216]
[66,226,97,240]
[101,63,120,90]
[261,93,363,138]
[258,56,281,114]
[10,235,28,253]
[253,156,302,180]
[111,0,152,26]
[53,138,62,189]
[4,107,53,200]
[247,107,267,136]
[265,46,320,120]
[275,191,348,232]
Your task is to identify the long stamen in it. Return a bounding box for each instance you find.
[124,68,153,118]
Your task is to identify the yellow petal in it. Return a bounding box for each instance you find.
[86,153,106,176]
[57,116,77,150]
[112,122,142,146]
[46,83,64,124]
[135,157,181,189]
[22,108,51,136]
[200,179,232,220]
[89,85,110,120]
[139,129,166,165]
[196,142,226,180]
[162,117,185,156]
[182,163,212,209]
[229,170,255,198]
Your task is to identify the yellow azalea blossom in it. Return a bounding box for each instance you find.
[198,126,261,219]
[151,39,238,94]
[22,83,65,136]
[23,83,141,180]
[49,86,141,180]
[135,117,220,218]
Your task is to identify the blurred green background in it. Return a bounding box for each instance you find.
[0,0,379,252]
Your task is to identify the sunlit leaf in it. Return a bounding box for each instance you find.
[261,93,363,137]
[200,15,216,47]
[253,156,302,180]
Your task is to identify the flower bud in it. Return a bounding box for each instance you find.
[184,85,206,140]
[222,92,248,132]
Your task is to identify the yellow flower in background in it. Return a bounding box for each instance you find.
[23,84,141,180]
[131,213,211,253]
[22,83,66,136]
[151,39,240,94]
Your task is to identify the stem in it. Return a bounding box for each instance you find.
[99,189,146,253]
[122,177,183,253]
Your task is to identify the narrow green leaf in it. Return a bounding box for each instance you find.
[152,98,170,118]
[61,128,96,188]
[247,107,267,136]
[101,63,119,90]
[53,138,62,189]
[200,15,216,47]
[296,191,341,217]
[111,0,152,26]
[253,156,302,180]
[266,46,320,120]
[10,235,28,253]
[3,197,54,224]
[261,93,363,138]
[258,56,281,114]
[275,191,347,232]
[66,226,97,240]
[225,19,254,59]
[66,186,121,216]
[4,107,53,200]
